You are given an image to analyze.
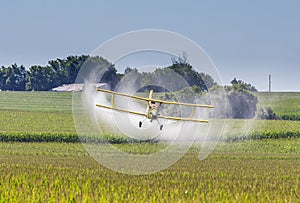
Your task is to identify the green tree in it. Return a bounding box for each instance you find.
[168,60,206,91]
[26,65,55,91]
[198,72,217,89]
[0,64,26,91]
[49,55,88,87]
[207,80,258,119]
[75,56,120,89]
[167,56,217,91]
[101,65,118,89]
[124,67,138,75]
[230,78,257,92]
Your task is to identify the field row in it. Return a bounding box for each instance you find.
[0,91,299,143]
[222,119,300,141]
[0,110,299,142]
[0,91,72,113]
[0,141,299,202]
[254,92,300,120]
[1,91,300,115]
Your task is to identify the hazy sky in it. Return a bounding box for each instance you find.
[1,0,299,91]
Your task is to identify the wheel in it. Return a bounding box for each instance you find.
[160,125,163,131]
[139,121,142,128]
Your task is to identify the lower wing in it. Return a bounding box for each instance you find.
[96,104,208,123]
[157,115,208,123]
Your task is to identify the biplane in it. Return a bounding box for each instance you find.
[95,88,214,130]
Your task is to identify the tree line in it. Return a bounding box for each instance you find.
[0,55,89,91]
[0,55,217,92]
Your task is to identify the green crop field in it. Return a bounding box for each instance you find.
[0,91,72,113]
[254,92,300,120]
[1,141,300,202]
[0,91,299,142]
[0,91,300,202]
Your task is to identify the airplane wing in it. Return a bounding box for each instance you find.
[96,88,214,108]
[96,103,209,123]
[95,88,213,123]
[95,103,147,117]
[157,115,209,123]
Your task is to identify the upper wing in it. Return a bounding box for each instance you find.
[96,88,214,108]
[96,103,208,123]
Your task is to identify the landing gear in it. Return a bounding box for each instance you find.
[139,118,147,128]
[160,125,163,131]
[157,119,163,131]
[139,118,163,131]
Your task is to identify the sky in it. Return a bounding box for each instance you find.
[0,0,299,91]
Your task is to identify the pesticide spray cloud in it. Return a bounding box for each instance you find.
[72,29,227,175]
[95,65,217,142]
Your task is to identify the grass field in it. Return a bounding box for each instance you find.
[0,91,299,142]
[0,91,300,202]
[1,140,300,202]
[254,92,300,120]
[0,91,72,113]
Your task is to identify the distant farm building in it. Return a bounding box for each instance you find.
[51,83,106,92]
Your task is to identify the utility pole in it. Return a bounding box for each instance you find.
[269,74,271,92]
